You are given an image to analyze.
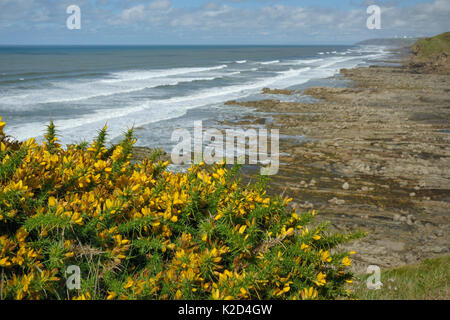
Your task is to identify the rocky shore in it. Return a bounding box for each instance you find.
[133,37,449,273]
[221,55,450,273]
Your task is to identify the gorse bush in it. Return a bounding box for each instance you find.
[0,116,362,300]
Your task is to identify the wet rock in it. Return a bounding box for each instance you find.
[375,240,406,252]
[261,87,296,95]
[406,215,415,225]
[329,198,346,205]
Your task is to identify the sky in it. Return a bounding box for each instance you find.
[0,0,449,45]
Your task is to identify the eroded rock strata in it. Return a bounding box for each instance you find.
[223,64,450,273]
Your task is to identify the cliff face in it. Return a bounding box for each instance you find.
[409,32,450,74]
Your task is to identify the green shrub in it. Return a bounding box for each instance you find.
[0,117,362,300]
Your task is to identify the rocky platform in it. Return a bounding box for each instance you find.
[223,63,450,273]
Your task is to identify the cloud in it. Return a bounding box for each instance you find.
[148,0,171,10]
[0,0,449,44]
[115,0,172,25]
[111,0,450,40]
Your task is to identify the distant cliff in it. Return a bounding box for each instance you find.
[356,38,418,47]
[409,32,450,74]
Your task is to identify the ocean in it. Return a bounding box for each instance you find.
[0,45,390,149]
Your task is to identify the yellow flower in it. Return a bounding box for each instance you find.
[300,243,310,251]
[300,287,318,300]
[73,292,91,300]
[212,289,220,300]
[319,250,332,263]
[107,291,118,300]
[123,277,134,289]
[342,257,352,266]
[0,116,5,132]
[48,196,57,207]
[0,257,11,267]
[315,272,327,287]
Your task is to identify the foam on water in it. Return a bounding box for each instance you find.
[1,45,391,145]
[102,64,228,83]
[260,60,280,65]
[7,67,311,143]
[0,75,222,108]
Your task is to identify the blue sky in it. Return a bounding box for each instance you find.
[0,0,448,45]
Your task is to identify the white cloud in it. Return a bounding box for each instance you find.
[1,0,449,44]
[112,0,450,39]
[148,0,171,10]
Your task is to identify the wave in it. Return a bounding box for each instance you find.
[235,60,247,64]
[0,72,108,85]
[280,58,324,66]
[260,60,280,65]
[5,67,313,143]
[3,48,390,144]
[224,71,242,76]
[0,75,225,108]
[102,64,228,83]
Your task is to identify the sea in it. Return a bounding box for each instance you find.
[0,45,391,150]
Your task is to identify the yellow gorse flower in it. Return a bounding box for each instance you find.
[0,117,357,300]
[0,116,6,134]
[342,256,352,266]
[300,287,318,300]
[315,272,327,287]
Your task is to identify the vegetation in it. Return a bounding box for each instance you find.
[412,32,450,59]
[355,255,450,300]
[0,116,364,300]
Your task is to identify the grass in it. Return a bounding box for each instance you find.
[413,32,450,59]
[354,255,450,300]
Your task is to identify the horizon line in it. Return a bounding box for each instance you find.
[0,43,357,47]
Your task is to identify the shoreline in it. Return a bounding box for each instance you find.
[212,52,450,273]
[130,44,449,273]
